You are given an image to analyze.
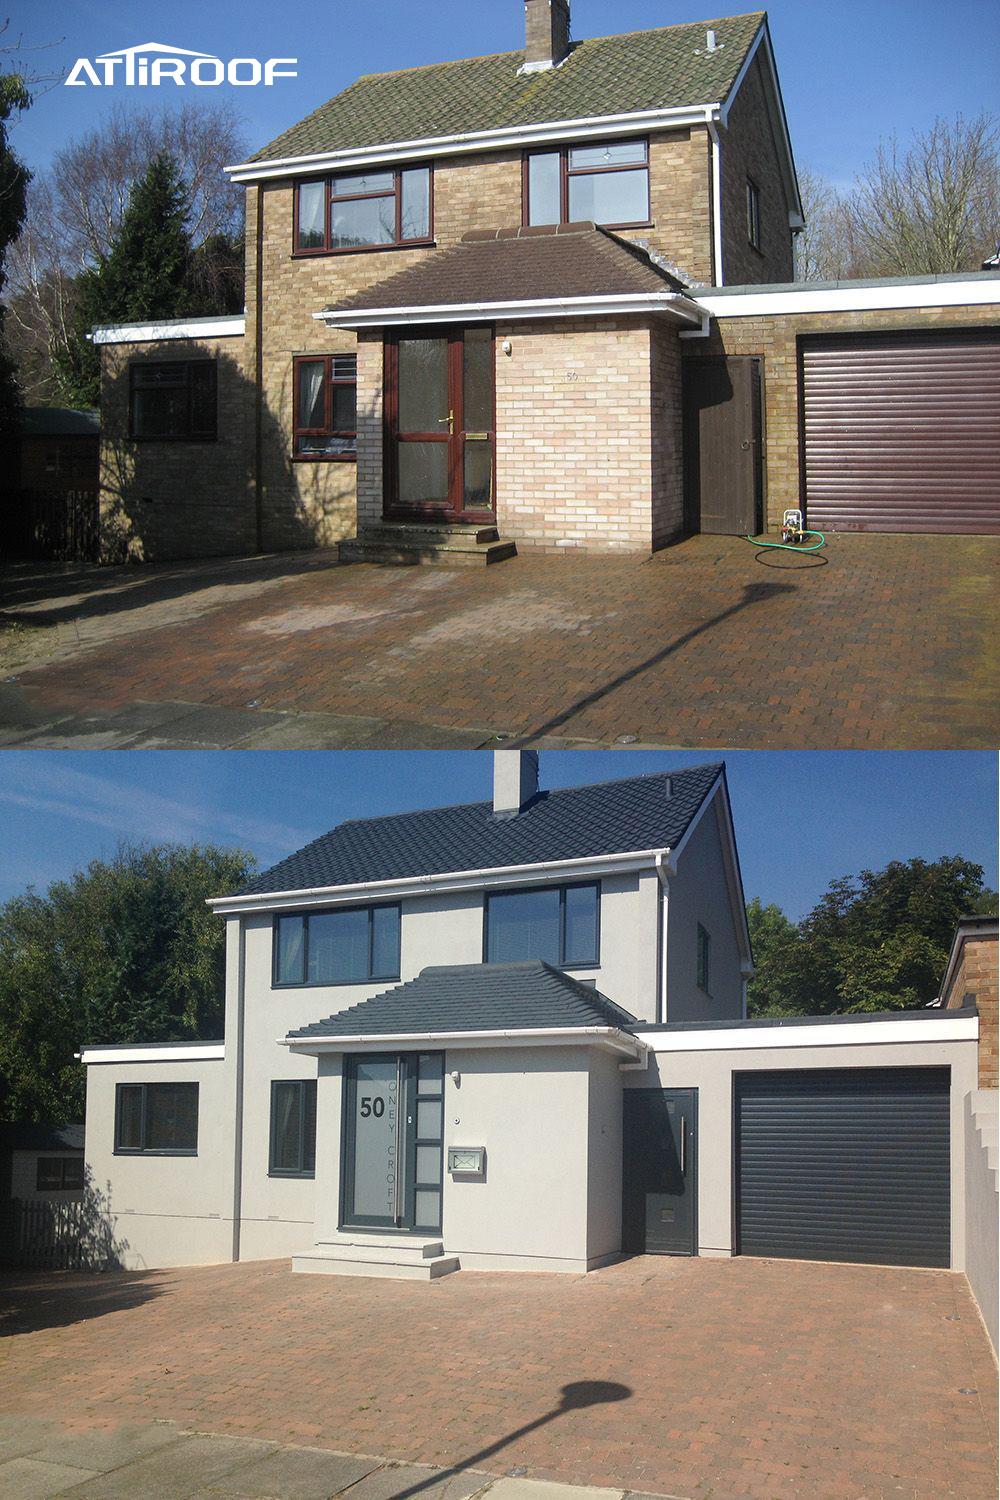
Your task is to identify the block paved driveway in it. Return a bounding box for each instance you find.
[1,534,997,748]
[1,1256,996,1500]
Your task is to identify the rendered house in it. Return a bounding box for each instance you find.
[82,753,986,1290]
[89,2,1000,563]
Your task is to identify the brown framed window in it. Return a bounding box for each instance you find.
[294,166,432,254]
[36,1156,84,1191]
[129,361,217,440]
[747,178,761,250]
[523,139,649,228]
[293,354,357,459]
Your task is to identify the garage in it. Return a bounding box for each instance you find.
[800,329,1000,534]
[735,1066,951,1268]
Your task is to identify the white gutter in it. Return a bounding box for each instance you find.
[225,104,723,183]
[78,1043,225,1064]
[283,1026,642,1058]
[314,291,703,331]
[693,279,1000,318]
[705,111,725,287]
[89,315,246,346]
[633,1014,979,1052]
[208,847,674,916]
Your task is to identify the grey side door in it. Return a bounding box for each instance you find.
[622,1088,697,1255]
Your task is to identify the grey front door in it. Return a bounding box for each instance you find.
[622,1088,697,1255]
[682,355,763,534]
[341,1052,445,1233]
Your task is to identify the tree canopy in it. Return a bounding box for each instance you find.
[0,842,254,1123]
[747,855,997,1017]
[0,72,31,433]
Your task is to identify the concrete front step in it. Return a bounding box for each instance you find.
[292,1248,460,1281]
[340,523,517,567]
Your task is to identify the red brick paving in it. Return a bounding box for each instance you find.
[1,1256,996,1499]
[5,534,998,748]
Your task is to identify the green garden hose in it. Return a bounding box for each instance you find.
[744,529,826,552]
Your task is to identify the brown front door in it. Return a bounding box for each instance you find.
[682,355,763,535]
[384,326,496,523]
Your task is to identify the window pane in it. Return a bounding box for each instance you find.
[189,364,216,437]
[308,907,369,983]
[463,327,493,433]
[417,1052,443,1092]
[332,170,394,195]
[302,1081,317,1173]
[133,386,187,438]
[487,888,561,963]
[416,1099,443,1139]
[331,195,395,248]
[569,139,646,168]
[37,1159,62,1190]
[331,382,357,435]
[564,884,599,964]
[61,1158,85,1189]
[527,152,561,225]
[276,914,306,984]
[371,905,400,978]
[117,1084,144,1150]
[298,362,325,429]
[332,354,357,381]
[398,443,449,505]
[414,1188,440,1229]
[297,181,326,248]
[146,1083,198,1152]
[416,1144,440,1183]
[272,1081,301,1171]
[398,338,448,432]
[569,167,648,224]
[400,166,430,240]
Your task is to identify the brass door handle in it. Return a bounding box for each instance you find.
[437,410,454,434]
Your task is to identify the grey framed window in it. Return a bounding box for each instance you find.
[114,1082,198,1155]
[36,1156,84,1191]
[269,1079,317,1177]
[746,178,761,250]
[273,904,401,987]
[524,139,650,228]
[129,361,217,440]
[294,166,433,254]
[697,923,711,993]
[485,882,599,967]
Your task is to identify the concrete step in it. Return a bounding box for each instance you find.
[364,523,501,545]
[971,1090,998,1175]
[339,523,516,567]
[292,1248,460,1281]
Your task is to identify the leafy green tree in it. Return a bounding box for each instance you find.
[0,73,31,433]
[0,842,254,1123]
[747,856,994,1018]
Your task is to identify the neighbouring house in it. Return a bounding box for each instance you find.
[87,2,1000,564]
[0,1123,85,1203]
[81,753,987,1318]
[938,914,997,1089]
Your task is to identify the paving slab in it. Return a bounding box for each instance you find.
[0,1414,62,1461]
[341,1463,492,1500]
[203,1446,384,1498]
[0,1456,101,1498]
[62,1433,277,1499]
[25,1423,183,1473]
[486,1483,624,1500]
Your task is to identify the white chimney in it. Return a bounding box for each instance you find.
[493,750,539,817]
[523,0,571,72]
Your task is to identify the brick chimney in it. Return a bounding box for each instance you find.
[523,0,571,72]
[493,750,539,817]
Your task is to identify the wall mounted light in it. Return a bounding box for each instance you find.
[501,339,513,356]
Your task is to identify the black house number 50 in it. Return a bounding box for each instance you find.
[359,1096,385,1118]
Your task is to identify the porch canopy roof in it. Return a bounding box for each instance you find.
[313,223,704,330]
[282,959,642,1057]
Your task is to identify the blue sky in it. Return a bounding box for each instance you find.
[0,751,995,921]
[10,0,1000,186]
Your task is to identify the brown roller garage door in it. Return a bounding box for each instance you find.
[801,330,1000,534]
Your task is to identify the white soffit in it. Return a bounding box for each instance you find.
[315,292,703,330]
[79,1043,226,1064]
[695,281,1000,318]
[90,316,246,345]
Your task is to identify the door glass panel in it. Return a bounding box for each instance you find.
[401,167,430,240]
[417,1053,444,1093]
[416,1099,442,1139]
[398,443,448,504]
[527,152,561,225]
[463,329,493,433]
[398,339,448,432]
[464,443,493,512]
[416,1144,440,1182]
[350,1059,398,1221]
[415,1188,440,1228]
[569,168,648,224]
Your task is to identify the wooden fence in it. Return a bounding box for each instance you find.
[1,1197,113,1270]
[4,488,100,563]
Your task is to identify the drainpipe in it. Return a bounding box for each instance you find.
[253,186,265,553]
[705,110,725,286]
[231,920,247,1262]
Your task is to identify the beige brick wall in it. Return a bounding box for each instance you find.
[720,54,795,286]
[98,334,254,562]
[649,324,685,546]
[944,934,999,1089]
[695,302,1000,529]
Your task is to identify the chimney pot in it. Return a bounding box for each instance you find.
[493,750,539,818]
[523,0,571,71]
[706,28,717,50]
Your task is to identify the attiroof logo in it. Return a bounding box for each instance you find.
[65,42,297,87]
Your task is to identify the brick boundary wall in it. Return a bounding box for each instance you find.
[945,934,999,1090]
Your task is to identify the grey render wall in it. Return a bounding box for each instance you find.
[964,1090,998,1352]
[587,1048,625,1265]
[666,798,744,1022]
[628,1035,979,1267]
[84,1054,235,1269]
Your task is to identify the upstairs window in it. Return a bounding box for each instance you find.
[274,904,401,986]
[485,882,599,967]
[295,166,432,254]
[115,1082,199,1155]
[130,361,217,440]
[524,139,649,228]
[293,354,357,459]
[697,923,711,994]
[746,178,761,250]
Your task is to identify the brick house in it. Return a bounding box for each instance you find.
[91,2,1000,562]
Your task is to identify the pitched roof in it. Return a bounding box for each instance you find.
[250,12,765,163]
[21,408,99,437]
[238,762,723,896]
[323,224,686,318]
[286,960,638,1039]
[0,1123,85,1152]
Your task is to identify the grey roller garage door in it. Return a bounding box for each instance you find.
[801,331,1000,534]
[736,1067,950,1268]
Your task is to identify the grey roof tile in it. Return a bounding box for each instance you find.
[287,960,638,1038]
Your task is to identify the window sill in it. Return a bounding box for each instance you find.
[291,240,435,260]
[129,435,218,444]
[292,453,357,463]
[113,1148,198,1157]
[272,974,401,990]
[268,1169,316,1179]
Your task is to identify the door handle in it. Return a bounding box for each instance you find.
[437,409,454,435]
[679,1117,686,1175]
[394,1058,404,1224]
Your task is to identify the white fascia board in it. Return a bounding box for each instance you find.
[634,1015,979,1052]
[225,105,721,183]
[719,22,801,220]
[315,292,703,331]
[656,773,752,970]
[696,280,1000,318]
[79,1043,226,1065]
[283,1026,641,1058]
[89,316,246,346]
[207,848,672,916]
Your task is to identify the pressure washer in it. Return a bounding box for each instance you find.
[745,507,826,553]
